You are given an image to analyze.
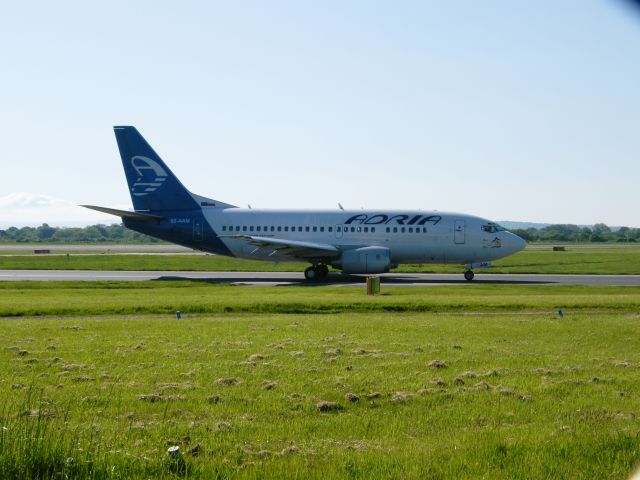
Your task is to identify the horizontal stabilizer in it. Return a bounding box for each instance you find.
[81,205,164,222]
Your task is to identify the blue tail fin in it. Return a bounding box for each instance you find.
[114,126,199,212]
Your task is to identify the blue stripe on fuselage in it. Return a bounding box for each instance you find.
[123,210,233,256]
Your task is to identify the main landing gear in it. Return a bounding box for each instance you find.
[464,270,475,281]
[304,264,329,281]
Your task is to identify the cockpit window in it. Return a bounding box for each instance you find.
[481,223,507,233]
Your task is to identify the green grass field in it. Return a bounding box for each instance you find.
[1,283,640,478]
[1,246,640,274]
[1,282,639,317]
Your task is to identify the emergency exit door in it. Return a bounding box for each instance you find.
[454,220,465,244]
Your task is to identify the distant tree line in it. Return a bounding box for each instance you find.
[0,224,161,243]
[0,222,639,244]
[511,223,640,243]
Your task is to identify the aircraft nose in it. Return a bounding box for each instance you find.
[508,232,527,253]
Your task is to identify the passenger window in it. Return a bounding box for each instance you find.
[364,227,368,233]
[401,227,405,233]
[423,228,427,233]
[408,228,413,233]
[305,226,310,232]
[328,227,332,232]
[256,226,261,232]
[356,227,361,232]
[235,226,240,231]
[393,227,398,233]
[222,226,226,231]
[298,227,302,232]
[312,226,317,232]
[250,226,254,232]
[320,226,324,232]
[277,226,282,232]
[351,227,355,233]
[243,226,247,232]
[386,227,390,233]
[371,227,375,233]
[336,226,341,232]
[284,226,288,232]
[270,226,275,232]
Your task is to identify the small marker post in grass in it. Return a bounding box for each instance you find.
[167,446,186,474]
[366,276,380,295]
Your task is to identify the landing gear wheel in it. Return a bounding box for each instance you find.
[464,270,475,281]
[304,266,318,281]
[317,264,329,278]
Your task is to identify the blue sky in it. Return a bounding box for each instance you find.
[1,1,639,227]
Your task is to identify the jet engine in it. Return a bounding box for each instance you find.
[336,246,391,274]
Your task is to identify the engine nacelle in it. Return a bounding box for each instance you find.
[336,246,391,274]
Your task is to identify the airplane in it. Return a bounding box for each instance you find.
[83,126,527,281]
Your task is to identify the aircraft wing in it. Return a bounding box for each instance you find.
[220,235,340,260]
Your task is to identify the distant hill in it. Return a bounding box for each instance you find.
[499,221,626,232]
[499,221,551,230]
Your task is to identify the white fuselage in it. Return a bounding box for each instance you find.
[200,208,526,266]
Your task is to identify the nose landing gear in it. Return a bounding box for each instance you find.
[464,270,475,281]
[304,264,329,281]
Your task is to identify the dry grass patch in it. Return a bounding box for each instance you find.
[317,401,342,412]
[428,359,447,368]
[216,421,232,431]
[261,380,278,390]
[214,377,242,386]
[138,392,187,402]
[392,391,416,402]
[138,393,162,402]
[474,381,492,390]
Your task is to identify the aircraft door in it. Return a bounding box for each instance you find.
[193,219,203,242]
[335,225,343,239]
[454,220,465,244]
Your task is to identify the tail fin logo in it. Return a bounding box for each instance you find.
[130,156,168,196]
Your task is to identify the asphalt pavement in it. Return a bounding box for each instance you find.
[1,270,639,286]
